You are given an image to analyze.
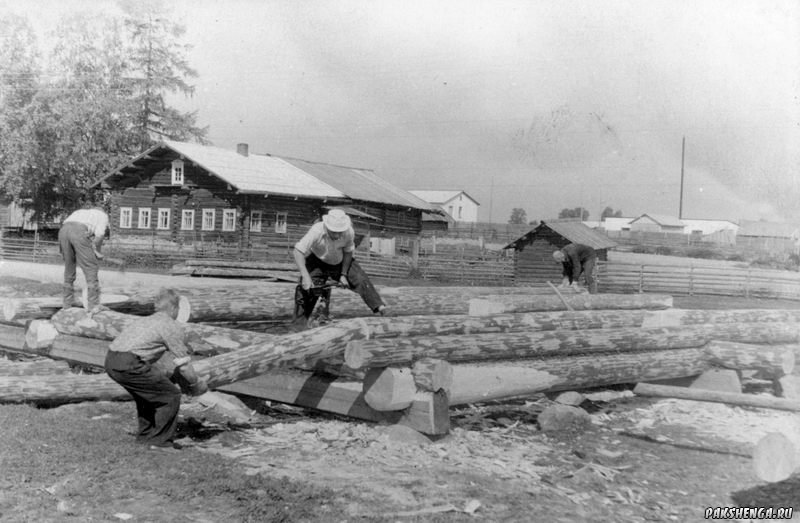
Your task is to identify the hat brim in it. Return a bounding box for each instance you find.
[323,215,351,232]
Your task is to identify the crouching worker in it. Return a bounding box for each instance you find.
[293,209,386,327]
[553,243,598,294]
[105,288,207,450]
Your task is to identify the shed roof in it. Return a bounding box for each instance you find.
[93,141,436,211]
[630,213,685,228]
[408,190,480,206]
[504,220,617,250]
[738,220,800,238]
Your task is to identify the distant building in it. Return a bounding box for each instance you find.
[628,213,685,234]
[599,217,634,232]
[504,220,617,286]
[737,220,800,253]
[408,190,480,223]
[680,219,739,236]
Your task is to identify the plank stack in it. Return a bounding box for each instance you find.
[1,284,798,436]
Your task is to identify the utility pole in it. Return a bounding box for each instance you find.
[679,136,686,219]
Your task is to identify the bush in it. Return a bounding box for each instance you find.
[685,247,719,259]
[654,246,672,256]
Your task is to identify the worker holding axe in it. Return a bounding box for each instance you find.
[58,205,110,313]
[293,209,386,328]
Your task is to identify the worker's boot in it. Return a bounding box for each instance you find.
[62,284,75,309]
[292,285,317,330]
[317,288,332,324]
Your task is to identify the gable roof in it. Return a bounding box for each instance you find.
[408,190,480,206]
[93,141,436,211]
[681,219,739,235]
[504,220,617,250]
[738,220,800,238]
[630,213,685,228]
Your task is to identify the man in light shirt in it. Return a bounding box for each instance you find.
[58,206,109,311]
[293,209,385,326]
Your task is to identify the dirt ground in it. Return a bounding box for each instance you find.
[1,267,799,522]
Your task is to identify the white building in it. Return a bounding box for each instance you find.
[408,190,480,223]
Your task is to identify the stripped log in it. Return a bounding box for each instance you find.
[449,365,560,404]
[0,358,71,376]
[344,322,800,369]
[411,358,453,392]
[633,382,800,412]
[752,432,800,483]
[49,308,275,356]
[705,341,795,378]
[2,294,132,322]
[0,323,28,351]
[363,367,417,411]
[192,319,371,388]
[468,293,673,316]
[0,374,129,404]
[218,370,450,435]
[184,259,298,271]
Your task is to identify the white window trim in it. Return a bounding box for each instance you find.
[222,209,236,232]
[119,207,132,229]
[250,210,263,232]
[201,208,215,231]
[171,159,184,185]
[274,211,287,234]
[181,209,195,231]
[138,208,151,229]
[157,208,170,230]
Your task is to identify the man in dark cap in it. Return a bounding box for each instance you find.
[553,243,597,294]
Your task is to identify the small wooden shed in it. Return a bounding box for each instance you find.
[504,220,617,285]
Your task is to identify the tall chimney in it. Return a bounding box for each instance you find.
[236,143,249,157]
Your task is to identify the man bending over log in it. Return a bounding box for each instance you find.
[553,243,597,294]
[58,206,109,313]
[293,209,386,326]
[105,288,207,450]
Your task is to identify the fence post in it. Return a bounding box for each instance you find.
[638,265,644,294]
[689,266,694,296]
[745,268,751,298]
[410,238,420,271]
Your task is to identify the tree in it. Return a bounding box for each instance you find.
[558,207,590,220]
[600,206,624,219]
[509,208,527,224]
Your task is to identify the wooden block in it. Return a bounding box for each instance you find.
[690,369,741,394]
[363,367,417,411]
[25,320,59,350]
[773,375,800,399]
[217,370,450,435]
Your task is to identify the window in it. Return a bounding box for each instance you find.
[222,209,236,231]
[171,159,184,185]
[458,206,463,219]
[274,212,287,234]
[157,208,170,230]
[181,209,195,230]
[138,208,151,229]
[448,205,454,216]
[119,207,132,229]
[202,209,215,231]
[250,211,262,232]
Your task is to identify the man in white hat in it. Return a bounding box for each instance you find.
[293,209,386,325]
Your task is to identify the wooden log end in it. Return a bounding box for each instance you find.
[363,367,416,411]
[176,296,192,323]
[753,432,797,483]
[2,299,21,322]
[25,320,59,350]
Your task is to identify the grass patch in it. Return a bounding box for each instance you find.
[0,402,343,522]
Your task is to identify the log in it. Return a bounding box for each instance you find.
[411,358,453,392]
[184,259,297,271]
[704,341,795,379]
[0,358,71,376]
[449,365,561,404]
[192,319,371,388]
[0,374,130,404]
[20,331,110,368]
[0,323,28,351]
[363,367,417,411]
[25,320,60,350]
[752,432,800,483]
[2,294,131,322]
[344,322,800,369]
[632,382,800,412]
[217,370,450,435]
[49,308,276,356]
[468,293,673,316]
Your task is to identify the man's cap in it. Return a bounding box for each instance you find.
[322,209,352,233]
[552,250,566,261]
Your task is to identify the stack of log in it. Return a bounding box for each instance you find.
[170,259,300,282]
[1,286,798,437]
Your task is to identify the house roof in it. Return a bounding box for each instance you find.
[600,217,634,231]
[422,211,452,222]
[630,213,685,228]
[408,190,480,206]
[92,141,436,211]
[681,219,739,235]
[738,220,800,238]
[504,220,617,250]
[322,205,380,221]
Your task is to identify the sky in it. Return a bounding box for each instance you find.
[6,0,800,223]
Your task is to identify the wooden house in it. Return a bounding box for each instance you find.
[504,221,617,285]
[91,141,437,252]
[409,190,480,223]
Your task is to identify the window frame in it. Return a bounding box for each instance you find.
[137,208,151,229]
[171,159,184,185]
[201,208,215,231]
[181,209,195,231]
[119,207,132,229]
[222,209,236,232]
[250,210,263,232]
[274,211,288,234]
[157,208,171,230]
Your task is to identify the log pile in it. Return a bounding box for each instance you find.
[3,283,800,437]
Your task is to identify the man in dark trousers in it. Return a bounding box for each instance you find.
[105,288,207,450]
[293,209,385,327]
[553,243,598,294]
[58,206,109,312]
